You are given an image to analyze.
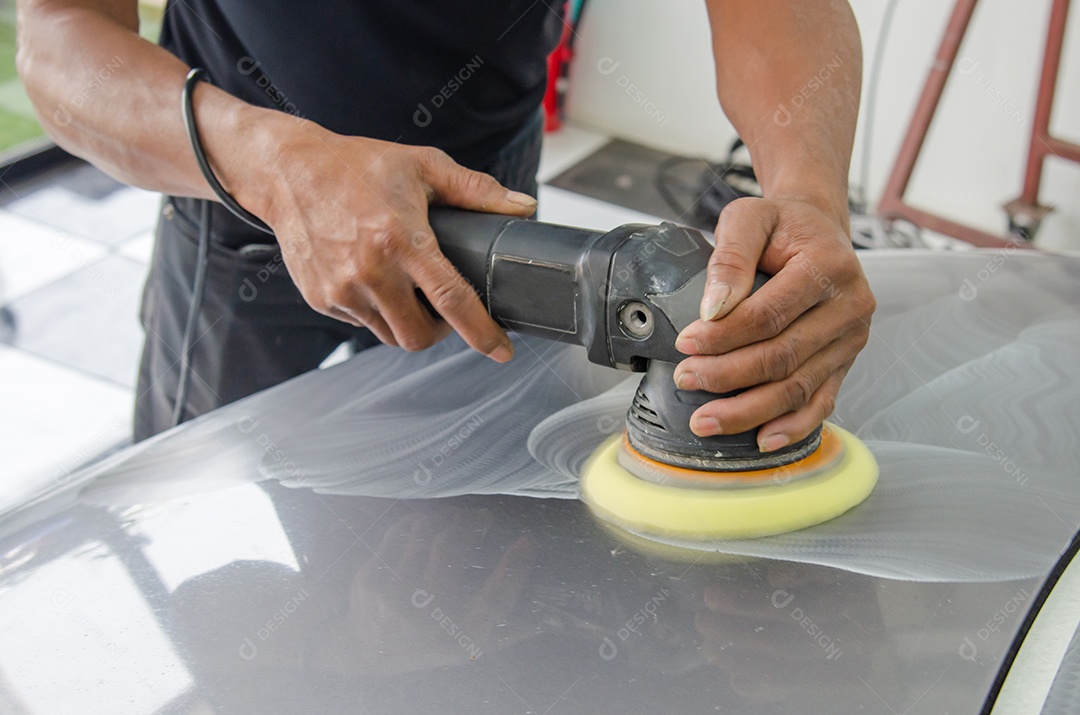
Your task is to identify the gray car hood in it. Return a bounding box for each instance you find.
[0,250,1077,714]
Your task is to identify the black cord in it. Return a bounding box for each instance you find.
[654,155,701,216]
[172,198,211,427]
[182,68,273,235]
[653,138,761,227]
[172,67,271,427]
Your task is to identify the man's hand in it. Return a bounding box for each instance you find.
[697,0,867,451]
[672,197,874,452]
[248,119,536,361]
[16,0,534,363]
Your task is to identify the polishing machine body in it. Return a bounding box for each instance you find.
[428,208,821,473]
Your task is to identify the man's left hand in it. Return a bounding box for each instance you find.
[672,197,875,452]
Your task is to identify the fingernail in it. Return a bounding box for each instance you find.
[488,341,514,362]
[674,369,700,391]
[758,433,790,453]
[700,282,732,321]
[506,191,537,209]
[675,331,697,355]
[690,415,722,436]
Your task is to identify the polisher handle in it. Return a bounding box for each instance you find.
[429,207,725,370]
[428,208,605,346]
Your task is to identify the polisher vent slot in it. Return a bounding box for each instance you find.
[630,387,667,431]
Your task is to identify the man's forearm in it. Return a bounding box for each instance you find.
[18,0,535,359]
[16,0,279,209]
[705,0,861,230]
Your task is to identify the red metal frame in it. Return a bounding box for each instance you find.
[1008,0,1080,224]
[878,0,1076,248]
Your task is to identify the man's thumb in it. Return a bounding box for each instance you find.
[420,147,536,216]
[704,198,773,320]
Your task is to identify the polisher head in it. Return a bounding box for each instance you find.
[580,423,878,541]
[624,360,827,472]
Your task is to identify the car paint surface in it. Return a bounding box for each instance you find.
[0,250,1077,714]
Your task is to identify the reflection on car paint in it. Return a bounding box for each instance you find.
[69,253,1080,585]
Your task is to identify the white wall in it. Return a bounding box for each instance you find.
[566,0,1080,250]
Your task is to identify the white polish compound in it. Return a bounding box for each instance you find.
[76,255,1080,585]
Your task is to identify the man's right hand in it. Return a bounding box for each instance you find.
[18,0,533,361]
[237,115,536,361]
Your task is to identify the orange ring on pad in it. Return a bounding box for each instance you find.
[617,424,847,488]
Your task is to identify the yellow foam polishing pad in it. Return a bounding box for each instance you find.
[580,424,878,541]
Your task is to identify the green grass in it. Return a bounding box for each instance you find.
[0,3,166,155]
[0,15,43,154]
[0,108,42,150]
[138,1,165,44]
[0,18,19,83]
[0,18,43,153]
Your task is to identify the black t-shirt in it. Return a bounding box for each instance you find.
[160,1,564,169]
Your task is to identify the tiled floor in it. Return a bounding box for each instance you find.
[0,124,642,509]
[6,254,149,386]
[0,344,132,509]
[0,158,161,509]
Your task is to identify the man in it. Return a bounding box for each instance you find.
[16,0,874,448]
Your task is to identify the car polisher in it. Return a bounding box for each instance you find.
[429,208,878,540]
